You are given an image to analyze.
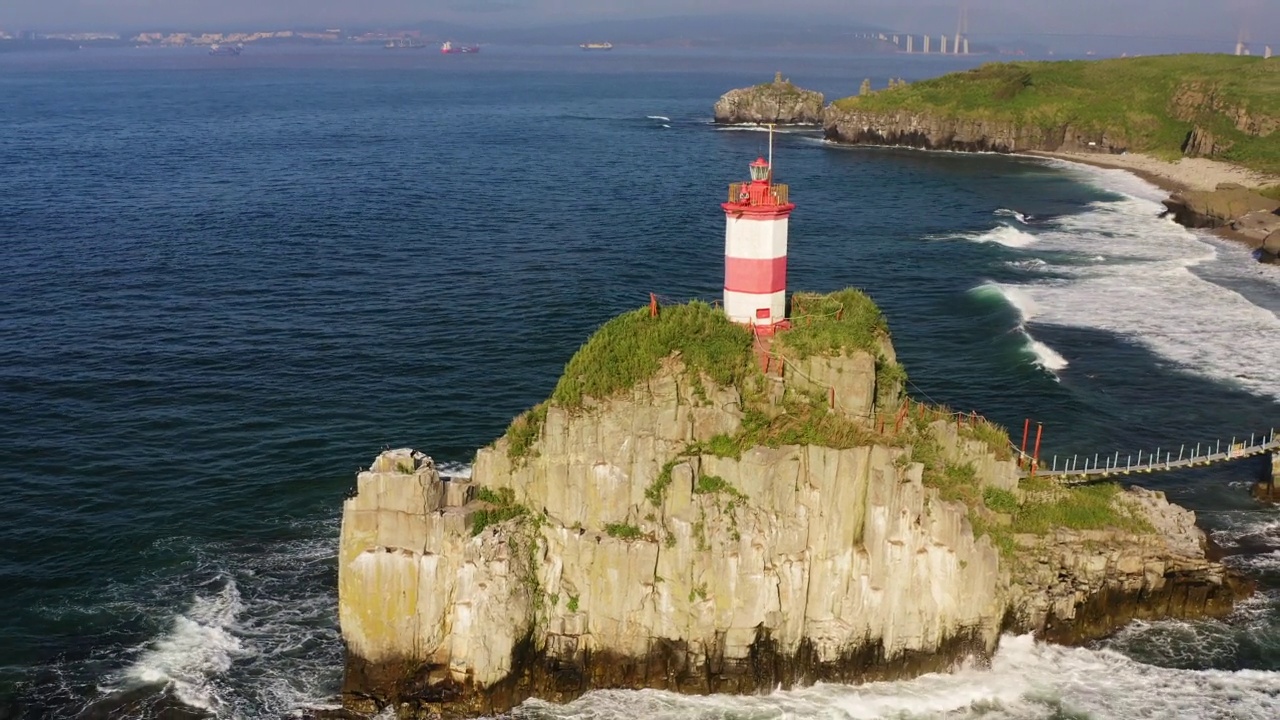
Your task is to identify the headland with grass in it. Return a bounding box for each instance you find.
[822,55,1280,258]
[334,290,1247,718]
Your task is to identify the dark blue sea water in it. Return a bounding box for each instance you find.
[2,45,1279,719]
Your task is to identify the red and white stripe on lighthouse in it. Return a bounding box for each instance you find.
[721,153,794,335]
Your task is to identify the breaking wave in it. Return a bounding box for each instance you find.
[997,161,1280,402]
[107,579,250,713]
[967,225,1038,249]
[972,282,1069,376]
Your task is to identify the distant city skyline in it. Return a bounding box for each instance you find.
[2,0,1278,47]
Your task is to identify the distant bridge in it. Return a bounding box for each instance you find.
[1015,425,1279,486]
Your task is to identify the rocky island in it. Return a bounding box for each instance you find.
[714,73,825,125]
[336,292,1248,718]
[821,56,1280,261]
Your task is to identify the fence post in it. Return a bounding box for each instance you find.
[1178,445,1184,462]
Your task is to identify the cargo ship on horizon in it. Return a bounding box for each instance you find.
[441,41,479,54]
[208,43,242,56]
[580,42,613,51]
[385,38,426,50]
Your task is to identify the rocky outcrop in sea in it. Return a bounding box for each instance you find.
[334,297,1248,718]
[713,74,824,125]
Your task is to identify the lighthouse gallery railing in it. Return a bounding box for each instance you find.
[727,182,790,207]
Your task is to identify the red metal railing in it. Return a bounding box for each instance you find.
[727,182,790,207]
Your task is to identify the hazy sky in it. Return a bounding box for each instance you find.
[3,0,1278,41]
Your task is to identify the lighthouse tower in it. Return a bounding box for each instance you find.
[721,155,795,334]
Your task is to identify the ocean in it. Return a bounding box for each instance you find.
[1,45,1278,719]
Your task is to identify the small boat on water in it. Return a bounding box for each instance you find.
[441,41,480,54]
[580,42,613,51]
[208,43,242,56]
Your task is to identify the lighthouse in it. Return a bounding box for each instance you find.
[721,151,794,335]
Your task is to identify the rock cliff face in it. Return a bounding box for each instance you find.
[714,75,824,125]
[338,328,1247,717]
[823,108,1130,155]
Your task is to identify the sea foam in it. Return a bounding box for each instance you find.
[998,174,1280,402]
[112,579,250,713]
[520,633,1280,720]
[968,224,1038,248]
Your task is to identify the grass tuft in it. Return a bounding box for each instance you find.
[604,522,644,540]
[551,302,755,409]
[504,402,549,463]
[471,486,529,537]
[778,289,890,360]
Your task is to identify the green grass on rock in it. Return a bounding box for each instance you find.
[833,55,1280,174]
[551,301,755,409]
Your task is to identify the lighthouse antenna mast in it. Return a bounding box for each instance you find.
[767,123,775,182]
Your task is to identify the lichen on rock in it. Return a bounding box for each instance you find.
[336,291,1249,719]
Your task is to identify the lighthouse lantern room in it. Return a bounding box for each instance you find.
[721,149,795,335]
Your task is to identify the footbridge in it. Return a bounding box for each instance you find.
[1013,423,1280,487]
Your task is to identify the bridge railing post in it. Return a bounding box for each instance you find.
[1019,419,1030,468]
[1031,423,1043,478]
